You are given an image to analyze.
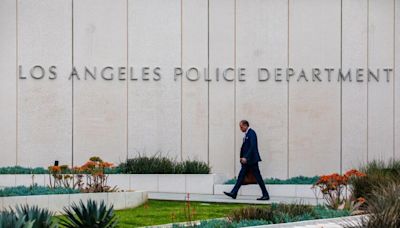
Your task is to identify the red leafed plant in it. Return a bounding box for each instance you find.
[312,169,366,210]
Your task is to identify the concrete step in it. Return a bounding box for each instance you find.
[148,192,319,205]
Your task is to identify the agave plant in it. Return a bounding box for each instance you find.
[0,211,28,228]
[0,206,52,228]
[15,205,57,228]
[59,199,118,228]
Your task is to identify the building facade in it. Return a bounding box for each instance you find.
[1,0,399,178]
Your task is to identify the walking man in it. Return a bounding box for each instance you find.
[224,120,270,200]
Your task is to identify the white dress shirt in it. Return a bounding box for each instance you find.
[243,127,251,142]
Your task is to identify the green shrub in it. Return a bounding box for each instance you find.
[172,219,271,228]
[229,206,274,222]
[0,185,80,197]
[0,166,119,175]
[119,155,211,174]
[233,219,271,227]
[345,181,400,228]
[271,203,314,218]
[229,203,317,224]
[350,160,400,200]
[228,203,349,224]
[104,167,121,174]
[267,176,319,185]
[313,205,350,219]
[0,166,48,174]
[225,176,319,185]
[60,199,118,228]
[175,160,210,174]
[199,219,270,228]
[119,155,175,174]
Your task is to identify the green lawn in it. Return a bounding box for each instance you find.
[115,200,249,227]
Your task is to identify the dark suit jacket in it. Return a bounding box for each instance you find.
[240,128,262,165]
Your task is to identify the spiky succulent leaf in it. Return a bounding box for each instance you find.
[60,199,118,228]
[15,204,57,228]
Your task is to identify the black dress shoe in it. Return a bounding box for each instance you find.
[257,196,270,201]
[223,191,237,199]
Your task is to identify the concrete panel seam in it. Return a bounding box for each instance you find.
[15,0,19,166]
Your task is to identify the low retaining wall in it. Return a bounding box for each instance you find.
[0,174,228,194]
[0,174,331,198]
[0,191,148,213]
[214,184,323,199]
[120,174,228,194]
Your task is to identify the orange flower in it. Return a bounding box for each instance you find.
[101,162,114,168]
[49,165,61,173]
[316,175,330,184]
[357,197,366,204]
[344,169,366,178]
[73,166,83,173]
[81,161,97,171]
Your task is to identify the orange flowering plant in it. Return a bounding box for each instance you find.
[48,156,117,193]
[48,164,74,189]
[78,156,117,193]
[312,169,366,210]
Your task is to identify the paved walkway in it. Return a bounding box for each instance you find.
[148,192,320,205]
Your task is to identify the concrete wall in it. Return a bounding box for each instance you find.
[0,191,148,213]
[0,0,399,178]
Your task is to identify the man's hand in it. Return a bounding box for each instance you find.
[240,158,247,164]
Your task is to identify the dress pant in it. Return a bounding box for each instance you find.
[231,162,269,197]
